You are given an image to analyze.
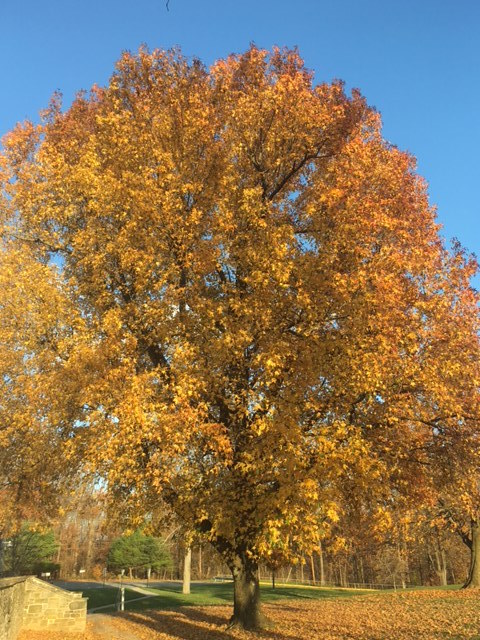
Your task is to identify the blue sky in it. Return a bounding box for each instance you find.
[1,0,479,282]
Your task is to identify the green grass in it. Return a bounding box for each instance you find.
[82,581,371,613]
[83,587,148,611]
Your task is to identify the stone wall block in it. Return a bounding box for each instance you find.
[0,576,87,638]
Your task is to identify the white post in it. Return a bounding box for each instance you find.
[120,587,125,611]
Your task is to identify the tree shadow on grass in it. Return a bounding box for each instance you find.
[125,583,235,609]
[120,607,296,640]
[261,586,362,602]
[263,589,318,601]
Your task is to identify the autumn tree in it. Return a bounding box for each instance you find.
[53,483,115,578]
[413,293,480,588]
[429,460,480,587]
[0,242,75,537]
[1,46,479,629]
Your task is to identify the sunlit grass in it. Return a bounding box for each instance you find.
[83,581,372,612]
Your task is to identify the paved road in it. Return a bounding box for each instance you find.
[54,579,216,591]
[108,580,184,590]
[54,580,108,590]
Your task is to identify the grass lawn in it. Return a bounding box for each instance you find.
[82,586,143,610]
[82,581,371,612]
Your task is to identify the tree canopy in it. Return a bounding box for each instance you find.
[0,245,72,535]
[1,46,479,628]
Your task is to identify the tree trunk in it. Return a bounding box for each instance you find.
[310,554,316,585]
[397,543,406,589]
[359,555,365,585]
[403,541,410,587]
[182,547,191,595]
[319,541,325,586]
[85,521,94,575]
[464,520,480,588]
[285,565,293,583]
[430,547,447,586]
[450,564,456,585]
[0,540,4,575]
[229,552,270,630]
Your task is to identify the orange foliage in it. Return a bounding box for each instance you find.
[0,245,75,534]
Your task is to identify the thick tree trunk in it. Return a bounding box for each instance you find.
[229,553,270,630]
[464,521,480,588]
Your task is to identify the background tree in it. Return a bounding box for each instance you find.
[1,46,479,629]
[430,470,480,587]
[3,523,58,576]
[107,531,171,578]
[54,483,115,578]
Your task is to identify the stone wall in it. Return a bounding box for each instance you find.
[22,577,87,632]
[0,576,87,638]
[0,578,26,640]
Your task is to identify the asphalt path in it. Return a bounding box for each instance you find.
[54,580,107,590]
[53,579,216,591]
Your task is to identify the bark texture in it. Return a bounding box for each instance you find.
[229,553,270,630]
[182,547,192,595]
[464,521,480,588]
[430,547,448,586]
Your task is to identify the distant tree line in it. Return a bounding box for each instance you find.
[0,490,470,591]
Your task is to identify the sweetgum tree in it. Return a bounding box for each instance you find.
[1,47,479,628]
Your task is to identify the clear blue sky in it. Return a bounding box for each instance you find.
[1,0,479,282]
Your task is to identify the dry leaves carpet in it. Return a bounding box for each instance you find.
[19,589,480,640]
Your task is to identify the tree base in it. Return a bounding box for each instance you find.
[462,581,480,589]
[226,613,275,631]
